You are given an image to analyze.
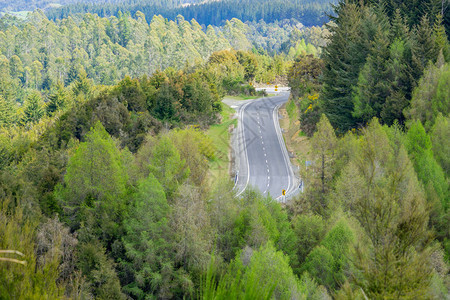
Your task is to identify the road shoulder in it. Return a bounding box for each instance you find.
[278,98,312,182]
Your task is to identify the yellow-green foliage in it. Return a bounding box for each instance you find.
[207,102,237,183]
[335,119,434,298]
[286,98,298,121]
[202,243,307,299]
[0,204,63,299]
[168,127,216,186]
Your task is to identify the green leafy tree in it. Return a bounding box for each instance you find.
[406,120,448,210]
[406,61,450,130]
[47,82,68,116]
[77,240,125,299]
[302,245,335,289]
[287,55,323,136]
[72,68,92,98]
[9,55,24,79]
[121,173,175,299]
[65,63,79,86]
[304,114,337,214]
[292,214,326,268]
[30,60,43,89]
[115,76,146,113]
[264,198,299,273]
[56,121,128,242]
[0,95,16,126]
[334,119,434,298]
[430,114,450,174]
[288,55,323,98]
[320,219,354,289]
[237,189,279,249]
[153,82,178,121]
[203,243,312,299]
[208,181,244,262]
[180,73,220,124]
[405,120,448,255]
[236,50,258,81]
[0,58,17,106]
[302,219,353,291]
[21,91,44,125]
[170,185,212,274]
[149,135,189,199]
[118,12,131,47]
[0,204,64,299]
[168,128,212,186]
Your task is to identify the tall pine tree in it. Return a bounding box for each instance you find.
[321,2,369,133]
[0,95,16,126]
[21,91,44,125]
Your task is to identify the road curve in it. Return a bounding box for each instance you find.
[231,92,296,199]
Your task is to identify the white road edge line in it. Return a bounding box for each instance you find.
[272,99,296,198]
[235,101,252,197]
[235,92,295,199]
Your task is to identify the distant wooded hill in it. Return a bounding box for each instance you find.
[0,10,326,106]
[45,0,336,27]
[0,0,204,12]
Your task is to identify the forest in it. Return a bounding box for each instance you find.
[46,0,336,28]
[0,0,449,299]
[0,10,324,106]
[1,0,205,12]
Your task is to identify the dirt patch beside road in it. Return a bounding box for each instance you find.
[278,100,312,175]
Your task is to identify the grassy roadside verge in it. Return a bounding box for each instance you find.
[278,98,311,171]
[206,102,238,184]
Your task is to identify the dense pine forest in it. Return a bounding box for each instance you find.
[1,0,204,12]
[0,0,449,299]
[46,0,336,27]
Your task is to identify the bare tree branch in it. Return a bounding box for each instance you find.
[0,257,27,265]
[0,250,25,257]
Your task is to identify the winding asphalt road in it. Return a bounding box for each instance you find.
[229,91,296,199]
